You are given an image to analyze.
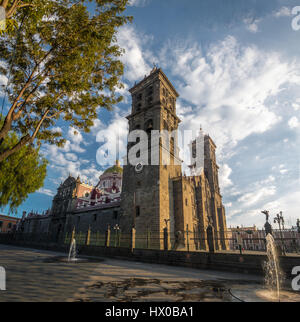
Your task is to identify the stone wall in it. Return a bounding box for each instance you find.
[65,202,121,233]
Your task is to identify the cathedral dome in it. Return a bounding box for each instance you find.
[103,160,123,175]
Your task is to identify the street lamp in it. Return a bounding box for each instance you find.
[296,219,300,233]
[274,212,286,255]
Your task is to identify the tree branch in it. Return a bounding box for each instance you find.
[0,108,50,163]
[6,0,35,19]
[0,134,31,163]
[1,0,9,9]
[0,46,57,141]
[6,0,20,18]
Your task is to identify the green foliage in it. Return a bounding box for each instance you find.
[0,118,48,212]
[0,0,131,162]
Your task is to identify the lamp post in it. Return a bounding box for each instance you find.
[274,212,286,255]
[114,224,120,247]
[236,226,243,255]
[296,219,300,253]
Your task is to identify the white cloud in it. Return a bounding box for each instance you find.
[80,165,103,186]
[51,127,86,154]
[37,188,55,197]
[128,0,149,7]
[0,72,8,97]
[117,25,152,82]
[219,164,233,189]
[292,103,300,111]
[243,18,261,33]
[65,153,78,162]
[68,126,83,144]
[238,186,276,207]
[50,127,62,134]
[42,142,101,186]
[95,113,128,167]
[90,118,104,135]
[288,116,299,129]
[273,6,293,17]
[159,36,299,160]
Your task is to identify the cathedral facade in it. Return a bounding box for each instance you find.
[119,68,228,251]
[20,68,228,251]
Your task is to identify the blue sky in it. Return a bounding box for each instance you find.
[2,0,300,229]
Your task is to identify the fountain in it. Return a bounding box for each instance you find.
[68,238,77,262]
[261,234,284,302]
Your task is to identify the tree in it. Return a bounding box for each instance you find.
[0,0,44,34]
[1,0,34,19]
[0,117,48,212]
[0,0,131,162]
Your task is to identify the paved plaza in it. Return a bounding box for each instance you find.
[0,244,299,302]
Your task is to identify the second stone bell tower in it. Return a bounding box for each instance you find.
[120,68,182,247]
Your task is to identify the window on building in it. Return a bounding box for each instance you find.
[94,214,97,222]
[170,137,174,155]
[77,216,80,223]
[113,211,118,219]
[147,86,153,96]
[145,120,153,141]
[135,206,140,218]
[0,221,2,228]
[8,223,12,229]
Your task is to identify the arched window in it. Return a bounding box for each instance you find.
[170,137,175,155]
[145,120,153,138]
[136,103,142,112]
[136,206,140,217]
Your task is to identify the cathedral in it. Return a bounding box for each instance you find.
[20,68,228,251]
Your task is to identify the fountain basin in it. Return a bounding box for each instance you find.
[42,256,104,263]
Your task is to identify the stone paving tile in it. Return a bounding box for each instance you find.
[0,244,298,302]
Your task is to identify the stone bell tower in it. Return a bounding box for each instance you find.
[120,68,182,248]
[204,135,228,250]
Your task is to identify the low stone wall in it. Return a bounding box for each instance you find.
[1,238,299,277]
